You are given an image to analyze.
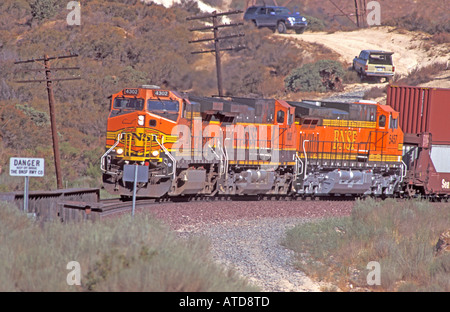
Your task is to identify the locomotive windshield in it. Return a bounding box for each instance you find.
[147,99,179,121]
[113,97,144,110]
[110,97,145,117]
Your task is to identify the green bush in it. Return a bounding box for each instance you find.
[303,15,326,32]
[30,0,59,22]
[284,59,345,93]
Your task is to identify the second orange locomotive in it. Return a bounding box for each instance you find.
[101,85,405,198]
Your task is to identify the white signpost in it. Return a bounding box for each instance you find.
[123,164,149,217]
[9,157,45,213]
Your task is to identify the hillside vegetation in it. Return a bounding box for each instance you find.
[0,0,333,191]
[0,0,448,192]
[0,201,257,291]
[283,198,450,291]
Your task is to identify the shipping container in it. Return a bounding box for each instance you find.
[387,85,450,144]
[387,85,450,198]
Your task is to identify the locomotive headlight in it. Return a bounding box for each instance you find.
[138,115,145,126]
[151,150,159,157]
[116,148,124,155]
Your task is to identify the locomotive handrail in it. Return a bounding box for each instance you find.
[294,153,304,181]
[218,140,226,177]
[400,160,407,182]
[100,133,123,175]
[208,144,221,160]
[224,138,231,181]
[302,140,309,179]
[153,134,177,180]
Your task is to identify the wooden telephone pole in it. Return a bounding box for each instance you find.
[14,53,80,190]
[187,10,245,96]
[328,0,367,28]
[354,0,367,28]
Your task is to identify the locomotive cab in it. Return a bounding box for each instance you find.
[101,86,183,197]
[105,87,181,161]
[375,103,403,162]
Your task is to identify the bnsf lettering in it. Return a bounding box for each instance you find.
[332,130,357,151]
[442,179,450,189]
[131,133,153,141]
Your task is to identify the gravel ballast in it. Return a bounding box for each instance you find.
[144,198,354,291]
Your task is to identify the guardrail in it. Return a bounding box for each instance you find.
[0,188,100,222]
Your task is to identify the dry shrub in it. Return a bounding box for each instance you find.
[394,62,448,86]
[363,86,387,100]
[431,32,450,44]
[343,69,360,84]
[0,201,258,292]
[283,198,450,291]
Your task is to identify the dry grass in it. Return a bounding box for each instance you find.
[395,62,448,86]
[0,201,258,292]
[431,32,450,45]
[283,198,450,291]
[363,86,387,100]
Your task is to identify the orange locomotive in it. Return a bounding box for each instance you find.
[101,85,405,198]
[289,99,404,196]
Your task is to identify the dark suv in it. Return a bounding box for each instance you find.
[243,6,307,34]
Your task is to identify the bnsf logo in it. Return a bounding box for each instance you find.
[442,179,450,189]
[129,133,153,141]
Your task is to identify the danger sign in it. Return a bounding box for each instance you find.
[10,157,45,177]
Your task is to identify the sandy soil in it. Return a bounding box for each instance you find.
[282,26,449,78]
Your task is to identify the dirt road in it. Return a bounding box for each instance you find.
[283,26,449,78]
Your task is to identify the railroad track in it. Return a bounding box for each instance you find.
[57,193,364,222]
[3,186,426,223]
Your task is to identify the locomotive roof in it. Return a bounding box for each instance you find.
[288,100,349,115]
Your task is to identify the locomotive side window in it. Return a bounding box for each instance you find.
[287,111,294,125]
[277,110,285,123]
[368,107,376,121]
[389,116,398,129]
[378,115,386,127]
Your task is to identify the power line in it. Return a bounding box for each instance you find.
[187,10,245,97]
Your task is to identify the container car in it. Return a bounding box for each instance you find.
[387,85,450,200]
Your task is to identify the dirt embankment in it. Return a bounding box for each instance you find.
[283,26,449,79]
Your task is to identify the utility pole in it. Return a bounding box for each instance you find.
[328,0,358,27]
[14,53,80,190]
[187,10,245,97]
[359,0,367,28]
[354,0,360,27]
